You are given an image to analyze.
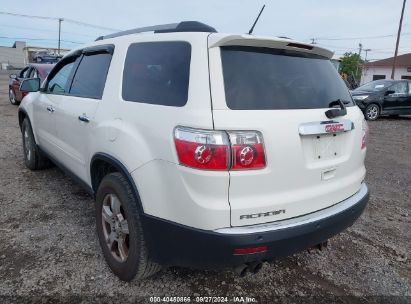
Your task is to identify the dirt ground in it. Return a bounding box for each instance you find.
[0,73,410,303]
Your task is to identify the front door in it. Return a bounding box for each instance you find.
[33,58,79,156]
[52,50,113,182]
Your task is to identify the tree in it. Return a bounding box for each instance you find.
[339,52,363,82]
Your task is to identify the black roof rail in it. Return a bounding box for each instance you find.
[96,21,217,41]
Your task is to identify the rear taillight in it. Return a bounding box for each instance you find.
[174,127,266,171]
[174,127,230,170]
[228,131,266,170]
[361,119,369,150]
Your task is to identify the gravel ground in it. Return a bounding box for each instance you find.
[0,74,410,303]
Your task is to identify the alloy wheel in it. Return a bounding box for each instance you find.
[9,89,16,104]
[24,130,32,161]
[366,105,379,120]
[101,193,130,262]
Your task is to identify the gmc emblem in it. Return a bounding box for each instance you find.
[325,123,344,133]
[240,209,286,220]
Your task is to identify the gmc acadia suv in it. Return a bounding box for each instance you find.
[18,21,370,281]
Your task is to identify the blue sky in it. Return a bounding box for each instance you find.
[0,0,410,61]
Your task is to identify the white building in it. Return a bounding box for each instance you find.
[0,41,27,70]
[0,41,71,70]
[361,53,411,85]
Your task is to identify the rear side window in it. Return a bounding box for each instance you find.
[122,41,191,107]
[221,46,353,110]
[70,53,112,99]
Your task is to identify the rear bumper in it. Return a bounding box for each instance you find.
[142,183,369,269]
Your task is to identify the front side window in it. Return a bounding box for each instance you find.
[221,46,354,110]
[122,41,191,107]
[46,60,78,94]
[70,53,112,99]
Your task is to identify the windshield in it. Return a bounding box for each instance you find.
[220,46,353,110]
[355,80,392,92]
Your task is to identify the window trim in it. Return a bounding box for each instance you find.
[121,40,192,107]
[19,66,30,78]
[43,44,114,99]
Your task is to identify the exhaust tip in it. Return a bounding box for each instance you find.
[247,261,263,274]
[234,264,248,277]
[251,262,263,274]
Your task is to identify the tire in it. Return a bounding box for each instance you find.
[95,172,161,281]
[364,104,380,121]
[21,118,52,170]
[9,88,19,105]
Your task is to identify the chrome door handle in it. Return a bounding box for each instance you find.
[78,114,90,123]
[46,105,55,113]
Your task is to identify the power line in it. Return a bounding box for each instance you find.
[0,11,57,20]
[0,11,121,32]
[314,32,411,41]
[0,35,84,44]
[63,18,121,32]
[0,23,99,38]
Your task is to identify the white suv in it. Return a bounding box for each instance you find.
[18,21,369,281]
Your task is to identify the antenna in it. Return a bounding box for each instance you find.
[248,4,266,35]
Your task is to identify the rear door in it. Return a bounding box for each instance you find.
[208,38,367,227]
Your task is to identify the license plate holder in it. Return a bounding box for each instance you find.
[314,133,341,160]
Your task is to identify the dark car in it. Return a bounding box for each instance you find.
[32,52,63,64]
[9,64,55,105]
[351,79,411,120]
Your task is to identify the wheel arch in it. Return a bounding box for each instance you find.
[18,108,29,130]
[90,153,144,213]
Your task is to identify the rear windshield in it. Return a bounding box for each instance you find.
[221,46,353,110]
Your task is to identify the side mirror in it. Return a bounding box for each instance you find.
[20,78,40,93]
[385,90,395,96]
[9,74,17,79]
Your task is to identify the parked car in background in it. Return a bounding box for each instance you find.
[352,79,411,120]
[32,51,63,63]
[9,64,54,105]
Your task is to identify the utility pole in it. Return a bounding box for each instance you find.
[356,43,363,80]
[58,18,63,55]
[362,49,371,83]
[358,43,363,58]
[391,0,407,79]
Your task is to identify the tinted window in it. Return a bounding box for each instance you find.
[70,53,112,99]
[355,80,393,92]
[389,82,407,94]
[221,46,354,110]
[122,42,191,106]
[47,60,78,94]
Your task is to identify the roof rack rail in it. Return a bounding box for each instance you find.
[96,21,217,41]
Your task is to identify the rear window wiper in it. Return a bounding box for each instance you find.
[326,99,347,119]
[328,99,351,107]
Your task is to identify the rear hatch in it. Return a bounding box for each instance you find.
[208,34,367,227]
